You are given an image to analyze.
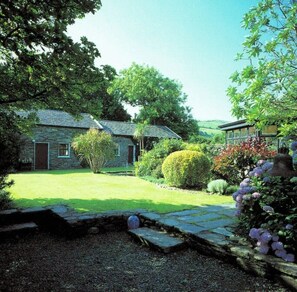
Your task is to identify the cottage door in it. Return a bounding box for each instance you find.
[35,143,48,169]
[128,145,134,164]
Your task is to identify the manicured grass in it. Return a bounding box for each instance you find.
[9,169,233,213]
[101,166,134,173]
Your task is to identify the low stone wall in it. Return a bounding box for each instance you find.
[0,206,296,290]
[140,212,297,291]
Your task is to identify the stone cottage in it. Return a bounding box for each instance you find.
[18,110,181,170]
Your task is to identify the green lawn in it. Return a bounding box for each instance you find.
[9,169,233,213]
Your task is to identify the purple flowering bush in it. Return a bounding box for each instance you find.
[232,160,297,262]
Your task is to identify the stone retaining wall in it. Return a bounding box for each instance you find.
[0,206,296,290]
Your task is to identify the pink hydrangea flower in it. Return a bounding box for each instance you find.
[257,160,265,166]
[236,194,243,203]
[252,192,261,199]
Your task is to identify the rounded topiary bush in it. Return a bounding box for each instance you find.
[135,139,184,178]
[162,150,211,188]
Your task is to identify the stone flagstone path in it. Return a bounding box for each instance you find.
[140,203,236,239]
[129,203,236,254]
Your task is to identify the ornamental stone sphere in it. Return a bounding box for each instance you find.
[127,215,140,230]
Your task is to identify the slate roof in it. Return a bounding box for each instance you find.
[17,110,102,129]
[18,110,181,139]
[218,119,250,131]
[99,120,181,139]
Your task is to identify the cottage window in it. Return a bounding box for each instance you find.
[115,144,120,156]
[248,126,256,137]
[58,143,70,157]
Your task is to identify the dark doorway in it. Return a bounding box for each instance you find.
[128,146,134,164]
[35,143,48,169]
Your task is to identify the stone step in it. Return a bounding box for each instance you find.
[0,222,38,239]
[0,209,22,226]
[128,227,187,253]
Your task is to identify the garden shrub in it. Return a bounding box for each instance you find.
[225,185,239,195]
[183,142,201,152]
[135,139,185,178]
[0,120,21,210]
[207,179,228,195]
[0,190,14,210]
[213,138,276,185]
[162,150,211,188]
[232,160,296,262]
[72,129,116,173]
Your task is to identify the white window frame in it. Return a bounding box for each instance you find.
[115,144,120,157]
[58,143,70,158]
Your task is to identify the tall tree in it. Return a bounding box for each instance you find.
[227,0,297,136]
[94,65,131,121]
[108,63,199,139]
[0,0,102,194]
[133,122,148,154]
[0,0,102,127]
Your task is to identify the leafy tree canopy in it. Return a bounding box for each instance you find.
[227,0,297,136]
[108,63,199,140]
[93,65,131,121]
[0,0,103,131]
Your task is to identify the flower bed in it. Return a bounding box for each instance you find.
[232,158,297,263]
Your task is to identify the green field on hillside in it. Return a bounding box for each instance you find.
[198,120,229,137]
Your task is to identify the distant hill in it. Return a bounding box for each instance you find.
[198,120,230,137]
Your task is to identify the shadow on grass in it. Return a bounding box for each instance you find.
[14,198,199,214]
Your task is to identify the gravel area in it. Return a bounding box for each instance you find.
[0,231,289,292]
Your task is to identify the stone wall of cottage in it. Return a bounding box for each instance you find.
[106,136,135,167]
[19,126,85,170]
[19,126,135,170]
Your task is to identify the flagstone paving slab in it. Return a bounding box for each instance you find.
[217,209,237,217]
[157,217,182,227]
[140,212,161,221]
[185,213,223,223]
[128,227,186,253]
[176,215,196,222]
[174,222,208,234]
[194,230,230,246]
[167,209,202,217]
[0,222,38,239]
[21,207,47,214]
[212,227,234,237]
[198,206,233,213]
[196,218,235,230]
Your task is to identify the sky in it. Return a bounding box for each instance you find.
[67,0,259,122]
